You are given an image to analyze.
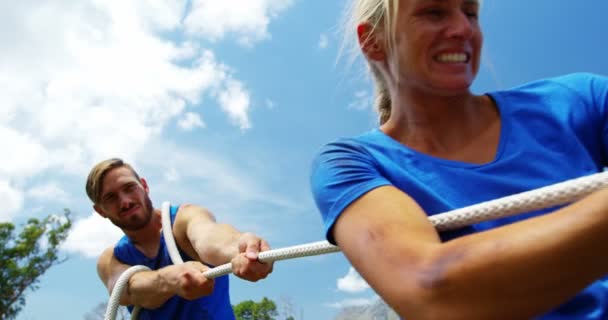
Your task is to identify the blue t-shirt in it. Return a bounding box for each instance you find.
[310,73,608,319]
[113,205,235,320]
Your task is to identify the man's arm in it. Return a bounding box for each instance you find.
[172,204,273,281]
[97,247,214,309]
[334,185,608,320]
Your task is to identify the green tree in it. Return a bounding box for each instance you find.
[0,211,72,320]
[234,300,256,320]
[233,297,278,320]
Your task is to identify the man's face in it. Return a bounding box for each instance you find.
[94,166,153,231]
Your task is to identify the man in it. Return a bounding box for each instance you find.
[86,158,273,319]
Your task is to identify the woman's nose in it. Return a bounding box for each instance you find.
[445,11,474,39]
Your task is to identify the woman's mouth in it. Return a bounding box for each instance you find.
[434,52,470,63]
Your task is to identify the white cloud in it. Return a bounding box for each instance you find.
[0,1,243,173]
[337,267,370,293]
[218,80,251,130]
[348,90,373,111]
[326,297,376,309]
[62,212,124,258]
[164,167,181,182]
[184,0,294,46]
[178,112,206,130]
[130,0,185,31]
[26,183,70,203]
[0,180,24,222]
[0,0,295,223]
[0,126,50,177]
[318,33,329,49]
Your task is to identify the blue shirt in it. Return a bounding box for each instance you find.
[310,73,608,319]
[113,205,235,320]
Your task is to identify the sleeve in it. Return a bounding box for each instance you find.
[552,73,608,166]
[309,139,392,244]
[589,74,608,164]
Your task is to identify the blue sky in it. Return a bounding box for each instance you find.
[3,0,607,319]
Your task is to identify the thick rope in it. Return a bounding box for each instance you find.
[431,171,608,231]
[106,171,608,319]
[104,265,150,320]
[161,201,184,265]
[203,240,342,279]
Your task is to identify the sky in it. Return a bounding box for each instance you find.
[3,0,607,319]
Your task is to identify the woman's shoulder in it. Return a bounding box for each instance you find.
[490,73,606,97]
[486,73,607,114]
[312,129,398,161]
[315,129,379,152]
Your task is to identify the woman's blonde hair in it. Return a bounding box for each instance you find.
[342,0,399,124]
[342,0,483,124]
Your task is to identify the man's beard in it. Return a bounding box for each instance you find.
[111,195,154,231]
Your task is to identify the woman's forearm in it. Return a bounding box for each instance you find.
[338,187,608,320]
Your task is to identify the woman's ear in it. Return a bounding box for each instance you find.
[357,23,386,61]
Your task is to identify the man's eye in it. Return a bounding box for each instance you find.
[103,194,116,203]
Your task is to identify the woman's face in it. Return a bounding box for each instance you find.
[389,0,483,94]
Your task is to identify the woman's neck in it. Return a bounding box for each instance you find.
[381,89,500,163]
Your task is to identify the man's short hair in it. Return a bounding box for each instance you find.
[85,158,140,204]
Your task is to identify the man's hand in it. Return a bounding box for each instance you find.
[161,261,215,300]
[231,232,274,282]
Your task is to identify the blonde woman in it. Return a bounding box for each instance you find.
[310,0,608,319]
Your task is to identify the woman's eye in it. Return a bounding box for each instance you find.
[423,8,446,20]
[465,11,478,19]
[427,9,443,16]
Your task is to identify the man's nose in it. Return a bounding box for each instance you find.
[119,193,132,209]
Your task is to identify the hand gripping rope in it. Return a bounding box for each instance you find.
[105,171,608,320]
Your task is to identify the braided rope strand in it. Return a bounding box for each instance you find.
[431,171,608,231]
[203,241,342,279]
[104,265,150,320]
